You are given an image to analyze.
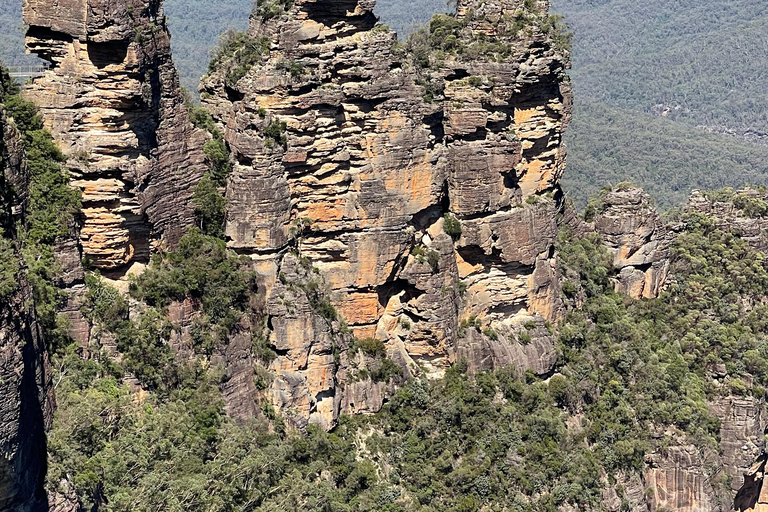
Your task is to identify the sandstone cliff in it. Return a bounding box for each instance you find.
[0,101,52,512]
[200,0,572,428]
[587,185,671,299]
[6,0,767,510]
[23,0,207,271]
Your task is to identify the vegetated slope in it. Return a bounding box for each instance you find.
[44,185,768,511]
[0,0,37,67]
[562,102,768,210]
[550,0,768,210]
[551,0,768,135]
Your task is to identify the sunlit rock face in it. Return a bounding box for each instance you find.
[201,0,572,427]
[23,0,207,271]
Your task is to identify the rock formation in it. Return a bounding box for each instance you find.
[23,0,207,272]
[686,188,768,253]
[5,0,766,509]
[591,185,670,299]
[0,101,52,512]
[736,455,768,512]
[200,0,572,427]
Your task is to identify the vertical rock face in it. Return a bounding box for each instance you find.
[0,280,51,512]
[736,455,768,512]
[591,185,670,299]
[0,106,52,512]
[22,0,207,271]
[201,0,571,426]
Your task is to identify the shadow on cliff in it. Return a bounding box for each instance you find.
[734,453,767,512]
[18,315,50,512]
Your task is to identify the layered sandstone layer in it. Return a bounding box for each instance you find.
[591,185,671,299]
[200,0,572,427]
[23,0,207,271]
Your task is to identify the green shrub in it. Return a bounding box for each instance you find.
[427,249,440,270]
[192,174,227,237]
[264,119,288,148]
[0,235,17,299]
[254,0,293,20]
[443,213,462,239]
[208,30,271,86]
[371,358,401,382]
[0,72,81,349]
[354,337,386,357]
[131,228,255,348]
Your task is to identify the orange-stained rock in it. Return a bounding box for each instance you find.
[591,185,671,299]
[201,0,572,427]
[23,0,207,271]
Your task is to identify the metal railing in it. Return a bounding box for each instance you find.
[8,65,50,79]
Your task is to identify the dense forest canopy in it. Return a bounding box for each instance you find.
[551,0,768,208]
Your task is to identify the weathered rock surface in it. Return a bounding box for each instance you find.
[201,0,572,427]
[23,0,207,271]
[0,105,52,512]
[686,188,768,253]
[591,185,670,299]
[735,455,768,512]
[600,396,764,512]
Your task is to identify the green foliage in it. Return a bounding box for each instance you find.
[0,233,17,299]
[276,59,305,78]
[187,101,231,237]
[482,326,498,341]
[254,0,293,20]
[442,213,462,239]
[264,119,288,148]
[47,190,768,510]
[551,210,768,477]
[555,0,768,210]
[4,94,80,245]
[187,103,220,138]
[457,315,481,338]
[371,358,401,383]
[353,337,387,358]
[208,30,271,86]
[283,261,339,322]
[554,0,768,136]
[0,67,81,350]
[562,102,768,210]
[405,2,569,73]
[426,249,440,271]
[131,228,255,354]
[192,174,227,237]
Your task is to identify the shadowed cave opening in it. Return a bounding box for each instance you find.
[87,40,130,69]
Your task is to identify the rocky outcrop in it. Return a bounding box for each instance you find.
[589,185,670,299]
[23,0,207,272]
[0,276,51,512]
[0,106,52,512]
[736,455,768,512]
[597,396,764,512]
[200,0,572,426]
[686,188,768,253]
